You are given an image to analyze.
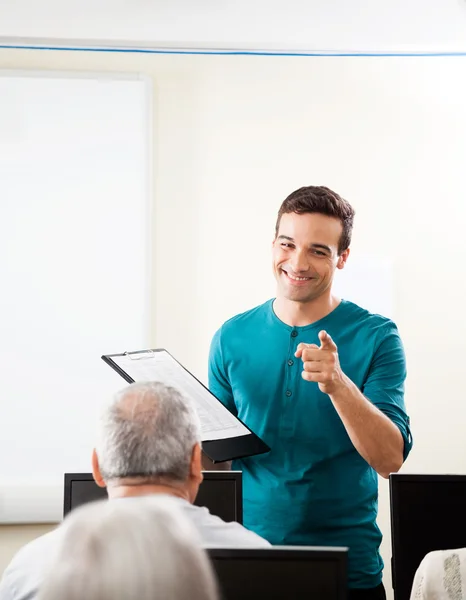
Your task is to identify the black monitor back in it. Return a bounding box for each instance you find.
[64,471,242,523]
[390,473,466,600]
[208,547,348,600]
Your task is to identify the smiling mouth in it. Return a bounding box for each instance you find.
[282,269,313,282]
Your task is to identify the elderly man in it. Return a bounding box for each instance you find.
[38,497,219,600]
[0,381,268,600]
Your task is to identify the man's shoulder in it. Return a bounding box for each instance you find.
[219,300,273,334]
[0,528,61,600]
[340,300,398,334]
[210,300,274,352]
[181,503,270,548]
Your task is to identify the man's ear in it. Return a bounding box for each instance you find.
[337,247,350,270]
[190,443,204,484]
[91,449,106,488]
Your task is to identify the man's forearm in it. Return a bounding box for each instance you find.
[329,377,404,478]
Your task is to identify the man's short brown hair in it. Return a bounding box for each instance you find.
[275,186,355,255]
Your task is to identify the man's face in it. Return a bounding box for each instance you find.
[272,212,349,304]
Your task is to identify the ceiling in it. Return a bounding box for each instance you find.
[1,0,465,53]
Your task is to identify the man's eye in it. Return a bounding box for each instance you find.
[281,243,292,248]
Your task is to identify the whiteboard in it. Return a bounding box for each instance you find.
[0,71,151,523]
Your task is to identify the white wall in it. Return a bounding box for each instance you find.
[0,0,466,52]
[1,49,466,600]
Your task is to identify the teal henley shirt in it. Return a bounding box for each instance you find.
[208,299,412,589]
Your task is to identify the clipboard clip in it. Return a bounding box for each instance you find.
[124,350,155,361]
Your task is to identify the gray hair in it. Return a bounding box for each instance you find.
[96,381,202,483]
[38,497,219,600]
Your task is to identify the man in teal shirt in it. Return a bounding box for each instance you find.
[208,186,412,600]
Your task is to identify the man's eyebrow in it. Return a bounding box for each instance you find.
[311,243,332,253]
[277,236,332,253]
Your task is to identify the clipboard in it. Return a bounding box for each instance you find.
[101,349,270,463]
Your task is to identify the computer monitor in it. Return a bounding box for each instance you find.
[208,547,348,600]
[63,471,243,523]
[390,474,466,600]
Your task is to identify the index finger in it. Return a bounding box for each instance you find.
[318,330,337,351]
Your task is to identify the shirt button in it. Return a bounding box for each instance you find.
[286,390,292,397]
[291,330,298,337]
[287,359,294,366]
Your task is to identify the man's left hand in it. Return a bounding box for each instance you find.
[295,330,347,395]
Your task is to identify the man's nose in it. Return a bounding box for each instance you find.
[290,250,309,273]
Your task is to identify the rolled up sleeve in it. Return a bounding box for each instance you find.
[362,322,413,461]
